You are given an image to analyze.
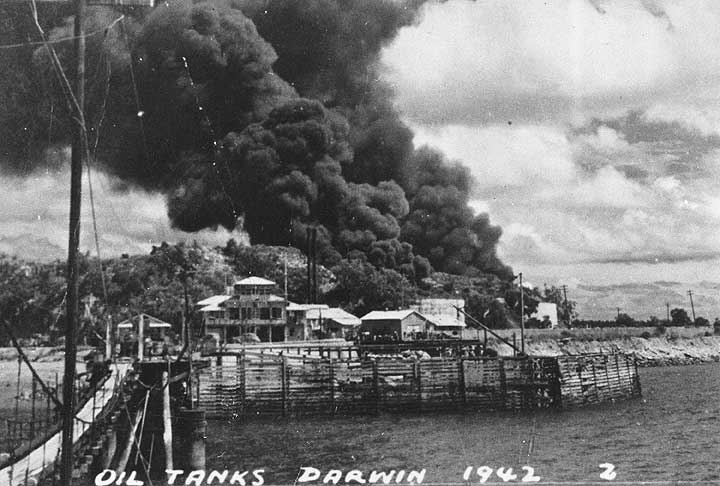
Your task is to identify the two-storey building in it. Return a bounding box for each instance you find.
[198,276,288,343]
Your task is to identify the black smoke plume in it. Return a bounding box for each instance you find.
[0,0,512,280]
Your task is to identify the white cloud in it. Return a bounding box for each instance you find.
[412,123,574,191]
[382,0,720,125]
[0,168,247,261]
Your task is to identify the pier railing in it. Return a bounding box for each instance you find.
[196,353,640,418]
[0,363,131,486]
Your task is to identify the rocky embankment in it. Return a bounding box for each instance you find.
[489,334,720,366]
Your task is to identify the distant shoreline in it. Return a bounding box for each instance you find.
[485,327,720,367]
[1,331,718,367]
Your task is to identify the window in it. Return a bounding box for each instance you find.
[228,308,239,320]
[271,307,282,319]
[241,307,250,320]
[259,308,270,320]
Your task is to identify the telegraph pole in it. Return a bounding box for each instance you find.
[687,290,696,324]
[0,1,154,483]
[560,284,570,328]
[519,273,524,354]
[61,0,86,482]
[666,302,670,324]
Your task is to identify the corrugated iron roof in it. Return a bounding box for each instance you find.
[233,276,276,286]
[286,302,329,311]
[361,309,422,321]
[196,294,232,306]
[116,313,171,328]
[306,307,360,325]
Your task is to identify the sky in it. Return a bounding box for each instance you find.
[379,0,720,320]
[3,0,720,320]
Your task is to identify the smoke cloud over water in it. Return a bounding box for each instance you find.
[0,0,512,279]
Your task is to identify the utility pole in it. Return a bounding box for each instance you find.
[666,302,670,324]
[61,0,86,482]
[687,290,696,324]
[6,2,155,484]
[560,284,570,328]
[617,307,621,319]
[519,272,524,354]
[283,250,288,302]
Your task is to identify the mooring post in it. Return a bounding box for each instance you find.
[100,428,117,470]
[615,354,621,398]
[329,358,335,414]
[281,356,288,416]
[372,360,380,415]
[414,361,422,412]
[176,409,206,470]
[499,359,507,409]
[162,371,173,471]
[458,357,466,407]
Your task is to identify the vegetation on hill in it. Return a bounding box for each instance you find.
[0,239,521,344]
[3,239,710,347]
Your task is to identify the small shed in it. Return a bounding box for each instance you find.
[360,310,433,341]
[307,307,361,339]
[117,313,172,335]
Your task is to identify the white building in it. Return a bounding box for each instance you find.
[532,302,559,328]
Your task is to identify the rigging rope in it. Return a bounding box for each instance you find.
[0,16,124,50]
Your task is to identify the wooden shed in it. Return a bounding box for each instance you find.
[359,310,433,341]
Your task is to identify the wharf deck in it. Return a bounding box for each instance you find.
[0,363,130,486]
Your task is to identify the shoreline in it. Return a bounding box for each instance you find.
[1,333,719,367]
[487,332,720,367]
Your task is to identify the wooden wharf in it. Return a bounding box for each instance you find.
[0,363,131,486]
[196,351,641,418]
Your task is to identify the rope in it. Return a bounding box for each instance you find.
[118,394,154,486]
[119,17,150,163]
[179,56,241,223]
[0,16,125,50]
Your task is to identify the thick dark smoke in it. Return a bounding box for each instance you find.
[240,0,511,278]
[0,0,512,280]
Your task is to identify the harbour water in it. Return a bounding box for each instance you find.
[206,363,720,484]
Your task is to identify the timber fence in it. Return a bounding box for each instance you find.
[196,352,640,418]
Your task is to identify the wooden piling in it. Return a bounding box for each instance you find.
[162,371,173,471]
[115,408,143,474]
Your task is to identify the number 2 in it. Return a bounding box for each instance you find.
[521,466,541,482]
[599,463,616,481]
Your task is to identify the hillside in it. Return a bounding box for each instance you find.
[0,240,515,343]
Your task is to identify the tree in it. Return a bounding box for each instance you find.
[324,259,415,317]
[543,286,578,327]
[484,298,511,329]
[615,313,635,327]
[670,308,692,326]
[695,316,710,327]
